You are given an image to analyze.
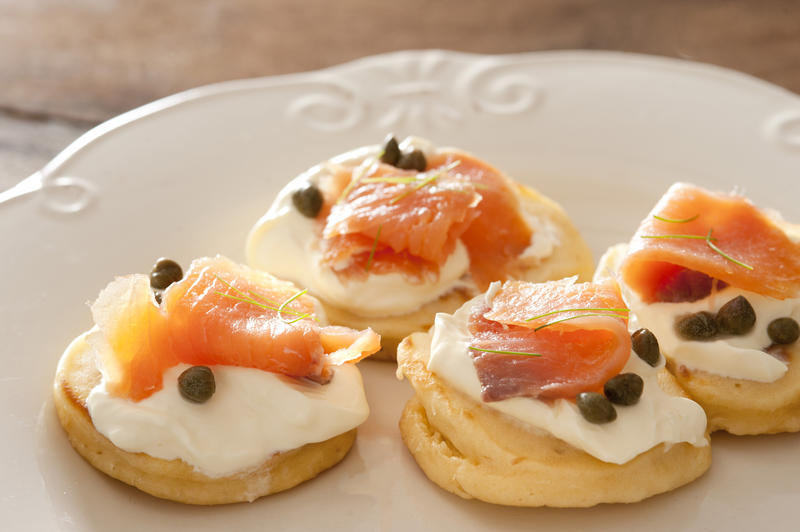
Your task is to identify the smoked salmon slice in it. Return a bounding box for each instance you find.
[90,256,380,401]
[620,183,800,303]
[430,152,533,289]
[318,149,532,288]
[468,279,630,402]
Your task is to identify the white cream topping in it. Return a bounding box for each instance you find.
[519,211,559,262]
[79,337,369,478]
[426,286,708,465]
[597,244,799,382]
[246,137,556,318]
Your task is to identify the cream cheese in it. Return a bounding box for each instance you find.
[246,137,557,318]
[598,243,799,383]
[80,338,369,478]
[426,286,708,465]
[519,211,559,262]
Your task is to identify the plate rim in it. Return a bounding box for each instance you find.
[36,49,800,183]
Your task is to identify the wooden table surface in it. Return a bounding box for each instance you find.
[2,0,799,188]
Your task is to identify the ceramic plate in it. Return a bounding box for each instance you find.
[3,50,799,531]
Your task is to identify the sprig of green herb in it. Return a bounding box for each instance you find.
[343,160,466,204]
[244,290,281,309]
[336,163,370,204]
[284,312,313,325]
[469,346,542,357]
[533,313,627,332]
[640,229,753,270]
[213,275,315,323]
[641,234,715,240]
[364,225,382,272]
[361,176,420,185]
[247,288,313,319]
[653,214,700,223]
[390,175,438,204]
[389,160,461,204]
[214,275,279,310]
[215,291,276,311]
[278,288,308,316]
[524,307,629,322]
[232,283,301,316]
[705,229,754,270]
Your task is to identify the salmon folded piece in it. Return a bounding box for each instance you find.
[91,256,380,401]
[320,150,533,289]
[468,279,631,402]
[620,183,800,303]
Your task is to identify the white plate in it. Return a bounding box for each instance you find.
[3,50,800,531]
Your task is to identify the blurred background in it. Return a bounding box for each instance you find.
[1,0,798,184]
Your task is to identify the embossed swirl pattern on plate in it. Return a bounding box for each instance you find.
[287,51,543,131]
[458,59,543,115]
[764,110,800,150]
[40,176,95,214]
[285,79,365,132]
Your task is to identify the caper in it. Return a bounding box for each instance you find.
[603,373,644,406]
[716,295,756,335]
[178,366,216,404]
[631,328,660,366]
[576,392,617,424]
[379,135,400,166]
[291,182,323,218]
[676,311,718,341]
[767,317,800,345]
[396,149,427,171]
[150,258,183,290]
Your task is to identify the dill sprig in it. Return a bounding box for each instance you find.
[641,229,753,270]
[213,275,315,324]
[533,313,627,332]
[705,229,754,270]
[278,288,308,316]
[214,275,276,309]
[642,234,715,240]
[340,160,465,204]
[469,346,543,357]
[525,307,629,322]
[390,174,437,204]
[361,175,420,185]
[246,289,311,319]
[215,291,275,311]
[336,163,370,204]
[653,213,700,223]
[284,312,313,325]
[389,160,461,204]
[364,225,382,272]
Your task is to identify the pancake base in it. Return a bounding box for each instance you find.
[324,183,594,361]
[397,332,712,507]
[53,333,356,505]
[666,346,800,435]
[596,242,800,436]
